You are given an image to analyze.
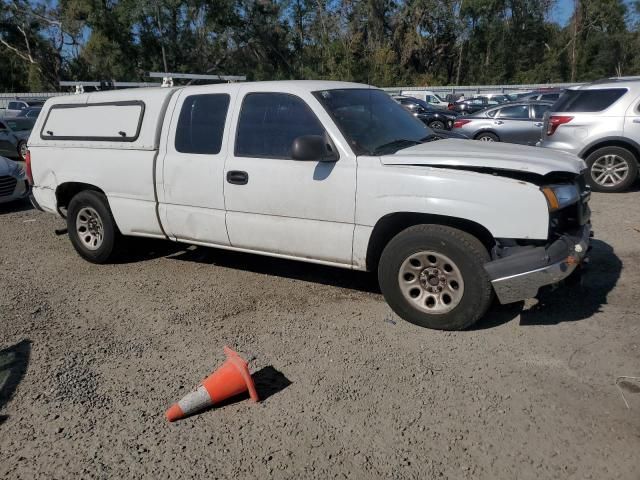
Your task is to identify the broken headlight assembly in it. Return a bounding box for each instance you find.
[541,184,580,212]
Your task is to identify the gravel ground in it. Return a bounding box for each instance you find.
[1,190,639,479]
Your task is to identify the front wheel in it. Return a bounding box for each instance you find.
[67,190,121,263]
[378,225,494,330]
[585,146,638,193]
[428,120,446,130]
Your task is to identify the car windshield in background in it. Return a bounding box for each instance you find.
[553,88,626,112]
[314,88,431,155]
[5,119,34,131]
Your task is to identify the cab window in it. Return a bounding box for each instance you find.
[235,93,325,159]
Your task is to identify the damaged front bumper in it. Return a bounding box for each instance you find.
[485,223,591,304]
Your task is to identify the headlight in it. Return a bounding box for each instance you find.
[541,184,580,211]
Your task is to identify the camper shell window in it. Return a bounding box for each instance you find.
[40,101,145,141]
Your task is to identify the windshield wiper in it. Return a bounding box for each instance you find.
[373,139,422,155]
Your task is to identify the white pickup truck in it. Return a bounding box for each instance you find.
[27,81,591,330]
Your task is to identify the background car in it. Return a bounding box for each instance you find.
[3,99,45,118]
[393,95,459,129]
[540,79,640,192]
[399,90,449,109]
[0,117,35,160]
[0,155,29,204]
[519,89,564,102]
[17,106,42,119]
[452,101,554,145]
[448,95,508,114]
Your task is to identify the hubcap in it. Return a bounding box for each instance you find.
[398,251,465,314]
[76,207,104,250]
[479,135,494,142]
[591,154,629,187]
[19,142,27,159]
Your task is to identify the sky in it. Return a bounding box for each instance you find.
[551,0,574,26]
[551,0,636,26]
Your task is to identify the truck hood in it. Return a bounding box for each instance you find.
[381,139,585,176]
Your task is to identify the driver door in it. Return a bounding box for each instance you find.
[223,88,356,265]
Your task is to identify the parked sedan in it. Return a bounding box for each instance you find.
[452,101,554,145]
[393,96,459,129]
[17,107,42,119]
[448,96,507,115]
[0,156,29,204]
[0,117,35,160]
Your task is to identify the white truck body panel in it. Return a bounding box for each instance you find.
[29,80,583,271]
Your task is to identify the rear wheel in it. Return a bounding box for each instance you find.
[67,191,121,263]
[17,141,27,161]
[428,120,446,130]
[585,146,638,193]
[378,225,494,330]
[476,132,499,142]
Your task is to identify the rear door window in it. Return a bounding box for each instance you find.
[540,93,560,101]
[553,89,626,112]
[235,93,325,159]
[497,105,529,119]
[175,94,230,154]
[531,104,551,119]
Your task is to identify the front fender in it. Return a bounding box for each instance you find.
[356,160,549,240]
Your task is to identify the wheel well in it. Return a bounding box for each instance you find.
[365,212,496,272]
[55,182,105,216]
[581,140,640,164]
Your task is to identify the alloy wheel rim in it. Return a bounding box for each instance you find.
[398,251,465,314]
[591,154,629,187]
[19,142,27,159]
[76,207,104,250]
[479,135,494,142]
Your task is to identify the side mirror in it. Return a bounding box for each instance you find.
[291,135,338,162]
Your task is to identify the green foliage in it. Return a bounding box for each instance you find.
[0,0,637,91]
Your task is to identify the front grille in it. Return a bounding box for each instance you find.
[0,176,18,197]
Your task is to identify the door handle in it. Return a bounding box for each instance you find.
[226,170,248,185]
[535,122,543,127]
[494,120,504,125]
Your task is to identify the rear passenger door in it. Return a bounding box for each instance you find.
[495,104,535,144]
[159,86,235,245]
[223,88,356,265]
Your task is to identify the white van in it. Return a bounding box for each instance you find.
[400,90,448,109]
[27,80,591,330]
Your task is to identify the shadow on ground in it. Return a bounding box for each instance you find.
[0,339,31,426]
[474,239,622,329]
[0,198,33,216]
[168,246,380,294]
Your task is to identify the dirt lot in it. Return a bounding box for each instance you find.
[1,190,639,479]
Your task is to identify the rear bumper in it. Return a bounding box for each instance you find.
[485,224,591,304]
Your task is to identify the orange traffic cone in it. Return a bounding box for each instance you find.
[166,346,259,422]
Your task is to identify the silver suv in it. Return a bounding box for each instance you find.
[540,78,640,192]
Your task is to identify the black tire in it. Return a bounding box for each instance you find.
[584,146,638,193]
[17,140,27,161]
[475,132,499,142]
[428,120,446,130]
[67,190,121,263]
[378,225,494,330]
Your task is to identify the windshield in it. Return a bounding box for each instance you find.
[313,88,432,155]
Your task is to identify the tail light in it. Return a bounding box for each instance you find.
[447,103,454,110]
[25,149,33,184]
[453,119,472,129]
[546,115,573,136]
